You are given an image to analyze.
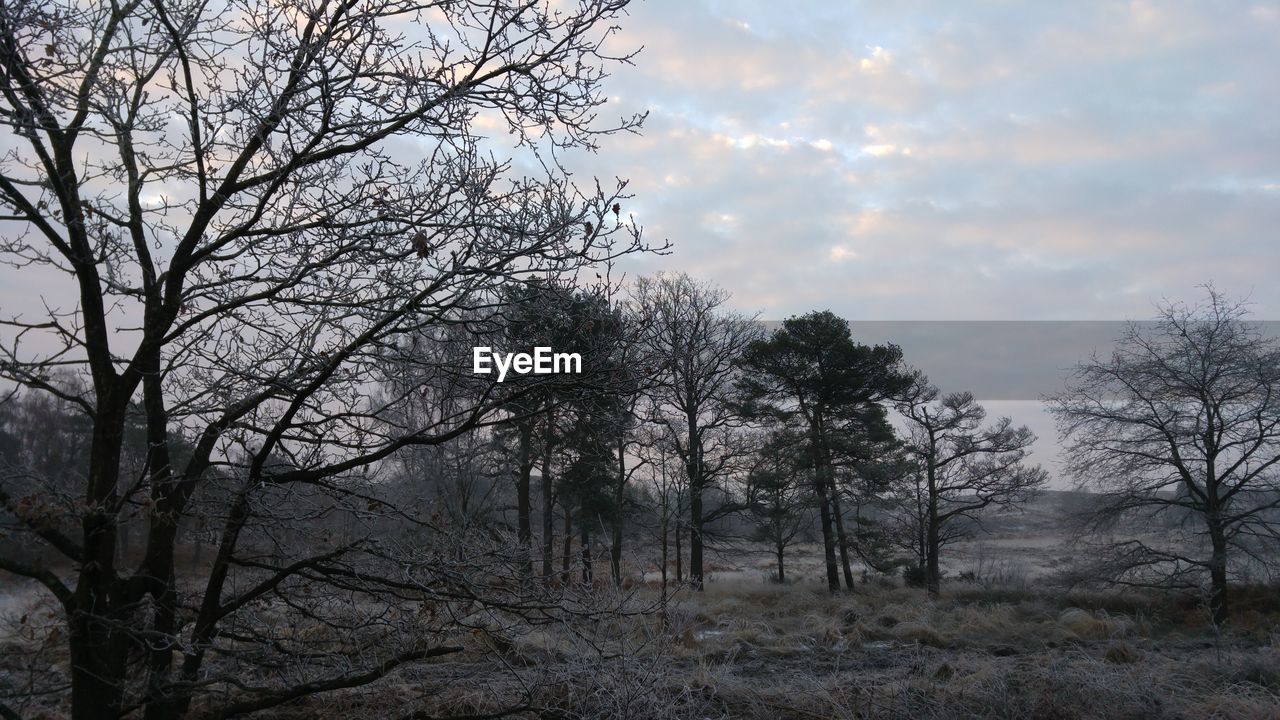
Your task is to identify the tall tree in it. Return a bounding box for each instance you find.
[631,273,760,589]
[895,371,1048,597]
[558,394,623,585]
[0,1,655,717]
[738,311,910,592]
[493,279,615,579]
[1048,289,1280,624]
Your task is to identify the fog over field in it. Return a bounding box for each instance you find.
[1,1,1278,719]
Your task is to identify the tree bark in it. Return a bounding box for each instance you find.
[828,474,855,590]
[925,482,941,598]
[561,508,572,585]
[1207,515,1230,625]
[809,420,840,593]
[610,437,625,586]
[515,422,534,579]
[813,471,840,593]
[139,365,185,720]
[775,541,786,584]
[540,411,555,579]
[675,517,683,583]
[580,523,593,585]
[70,400,129,720]
[687,415,705,590]
[660,503,669,589]
[689,486,704,590]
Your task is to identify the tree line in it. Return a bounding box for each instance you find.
[1,0,1277,715]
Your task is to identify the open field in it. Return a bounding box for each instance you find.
[6,491,1279,719]
[202,579,1280,719]
[11,566,1279,719]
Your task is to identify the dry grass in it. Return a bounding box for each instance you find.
[555,576,1280,720]
[6,570,1280,719]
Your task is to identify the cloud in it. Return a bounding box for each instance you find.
[560,0,1280,325]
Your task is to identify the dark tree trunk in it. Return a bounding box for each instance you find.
[813,471,840,593]
[660,504,669,589]
[139,366,185,720]
[580,523,593,585]
[687,415,705,590]
[775,542,786,584]
[689,485,704,590]
[540,415,555,579]
[609,525,623,587]
[515,422,534,578]
[675,518,683,583]
[829,474,855,590]
[810,421,840,593]
[610,438,625,586]
[925,483,941,598]
[70,402,129,720]
[561,508,572,584]
[1208,515,1230,625]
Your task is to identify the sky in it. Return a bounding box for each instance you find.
[556,0,1280,322]
[3,0,1277,484]
[551,0,1280,483]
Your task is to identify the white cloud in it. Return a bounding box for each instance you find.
[861,144,897,157]
[859,46,893,74]
[569,0,1280,322]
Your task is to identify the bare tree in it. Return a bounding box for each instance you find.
[1047,289,1280,624]
[895,371,1047,597]
[0,1,659,717]
[630,273,760,589]
[637,434,684,588]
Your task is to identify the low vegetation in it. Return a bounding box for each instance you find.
[9,542,1279,720]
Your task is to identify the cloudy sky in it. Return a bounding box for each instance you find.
[548,0,1280,479]
[563,0,1279,322]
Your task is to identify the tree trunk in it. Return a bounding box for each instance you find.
[660,503,669,589]
[140,366,187,720]
[687,416,705,590]
[775,541,786,584]
[561,508,572,584]
[610,438,625,586]
[70,403,129,720]
[810,421,840,593]
[689,485,704,590]
[515,421,534,579]
[813,471,840,593]
[1208,516,1230,625]
[580,523,593,585]
[675,517,683,583]
[925,489,941,598]
[609,524,623,587]
[540,408,556,579]
[828,474,855,590]
[803,415,844,594]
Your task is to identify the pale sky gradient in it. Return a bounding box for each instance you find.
[3,1,1277,485]
[557,0,1279,322]
[557,0,1279,483]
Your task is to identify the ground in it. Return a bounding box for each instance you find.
[4,497,1279,719]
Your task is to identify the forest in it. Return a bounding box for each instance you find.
[1,0,1278,718]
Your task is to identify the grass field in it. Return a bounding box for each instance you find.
[4,500,1279,719]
